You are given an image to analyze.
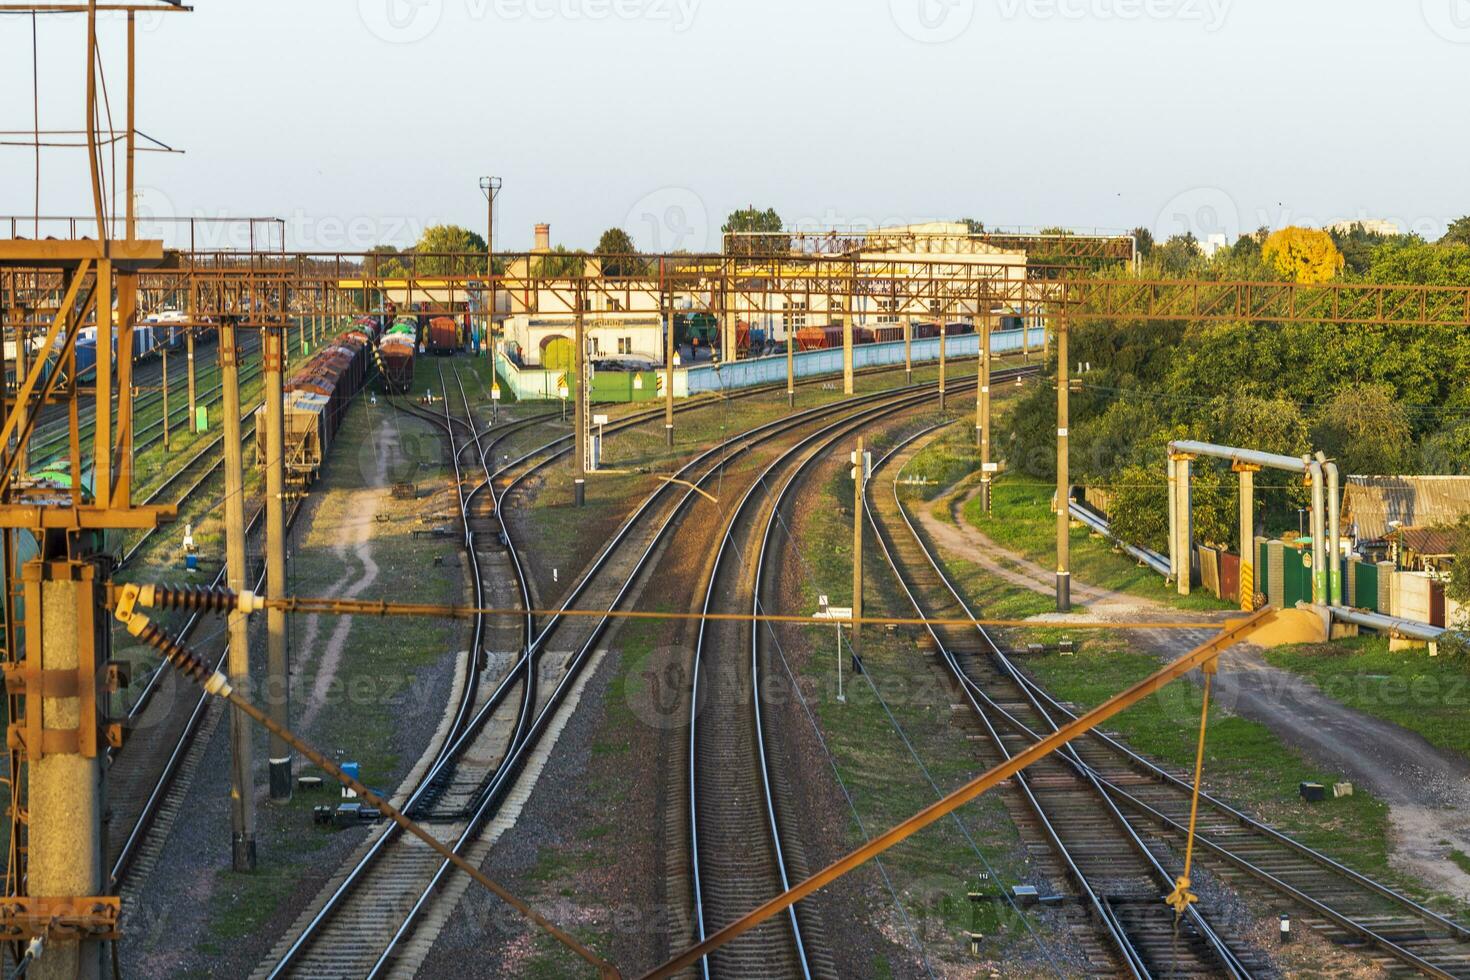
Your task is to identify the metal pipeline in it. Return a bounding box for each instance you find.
[1166,441,1330,602]
[1321,455,1342,606]
[1308,458,1327,604]
[1330,605,1446,642]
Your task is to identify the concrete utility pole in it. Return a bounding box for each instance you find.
[219,320,258,870]
[1172,452,1195,597]
[263,323,291,800]
[783,293,794,409]
[977,309,993,513]
[902,314,912,385]
[481,176,501,356]
[575,303,587,475]
[721,275,738,366]
[1055,310,1070,612]
[186,289,198,433]
[937,308,947,412]
[26,559,107,980]
[1235,462,1258,610]
[664,281,675,447]
[842,313,854,396]
[161,347,170,450]
[842,266,855,396]
[851,437,866,662]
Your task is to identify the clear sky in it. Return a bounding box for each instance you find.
[3,0,1467,252]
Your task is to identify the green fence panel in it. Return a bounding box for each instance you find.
[1350,559,1380,611]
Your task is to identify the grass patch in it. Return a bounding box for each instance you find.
[1024,636,1397,880]
[1451,850,1470,875]
[1265,635,1470,760]
[203,862,307,949]
[777,432,1071,974]
[957,472,1230,611]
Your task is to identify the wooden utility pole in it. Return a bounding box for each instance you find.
[977,309,993,512]
[1055,310,1071,613]
[219,320,258,869]
[263,323,291,800]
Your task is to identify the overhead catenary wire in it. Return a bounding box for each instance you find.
[116,586,1227,631]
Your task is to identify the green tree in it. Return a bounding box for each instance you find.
[1152,233,1203,276]
[1420,419,1470,475]
[1107,460,1233,554]
[1367,238,1470,286]
[1311,383,1412,475]
[1207,394,1309,458]
[413,224,487,275]
[595,227,644,276]
[1330,222,1401,277]
[1130,226,1154,258]
[722,206,787,255]
[532,245,587,278]
[1440,216,1470,248]
[364,244,409,279]
[961,217,986,235]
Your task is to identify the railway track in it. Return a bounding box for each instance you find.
[689,381,998,978]
[28,319,310,469]
[260,364,997,977]
[105,326,349,887]
[867,425,1470,979]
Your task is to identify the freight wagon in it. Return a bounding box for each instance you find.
[871,321,941,343]
[255,321,377,483]
[426,315,463,356]
[794,324,876,352]
[379,316,418,393]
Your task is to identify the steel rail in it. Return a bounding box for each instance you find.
[688,400,933,977]
[362,369,1035,977]
[692,390,975,977]
[107,332,350,884]
[264,375,545,977]
[865,428,1250,979]
[875,426,1470,978]
[27,320,302,466]
[263,357,1030,975]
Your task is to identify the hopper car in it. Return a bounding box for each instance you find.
[379,316,419,393]
[254,319,377,484]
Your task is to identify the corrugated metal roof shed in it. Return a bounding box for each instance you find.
[1343,475,1470,542]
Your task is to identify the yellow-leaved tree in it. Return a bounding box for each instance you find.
[1262,227,1345,284]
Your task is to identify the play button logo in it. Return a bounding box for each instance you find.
[1423,0,1470,42]
[359,0,444,44]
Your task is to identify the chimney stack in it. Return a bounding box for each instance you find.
[534,223,551,252]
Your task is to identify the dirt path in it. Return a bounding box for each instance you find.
[295,420,394,732]
[920,475,1470,902]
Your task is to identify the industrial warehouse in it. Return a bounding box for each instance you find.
[2,3,1470,979]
